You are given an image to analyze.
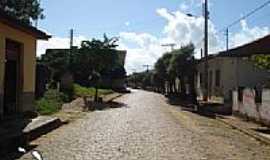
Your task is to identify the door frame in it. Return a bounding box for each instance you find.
[4,38,23,114]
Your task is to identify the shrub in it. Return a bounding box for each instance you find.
[36,89,66,115]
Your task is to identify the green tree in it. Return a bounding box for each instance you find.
[251,55,270,70]
[75,34,120,101]
[169,43,195,95]
[0,0,44,24]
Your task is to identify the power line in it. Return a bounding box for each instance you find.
[221,0,270,31]
[216,0,270,52]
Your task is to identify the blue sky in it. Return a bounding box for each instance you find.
[37,0,270,73]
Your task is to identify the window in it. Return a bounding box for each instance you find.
[200,73,203,85]
[215,70,220,87]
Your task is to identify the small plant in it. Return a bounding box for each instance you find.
[36,89,66,115]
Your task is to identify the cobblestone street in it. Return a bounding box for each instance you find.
[14,90,270,160]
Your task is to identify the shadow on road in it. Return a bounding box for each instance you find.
[2,144,38,160]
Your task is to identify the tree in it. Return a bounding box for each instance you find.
[39,34,124,101]
[153,43,197,102]
[0,0,44,24]
[75,34,121,101]
[169,43,195,95]
[251,55,270,70]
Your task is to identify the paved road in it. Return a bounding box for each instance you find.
[14,90,270,159]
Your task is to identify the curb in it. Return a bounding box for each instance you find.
[0,117,63,155]
[104,94,124,103]
[24,117,63,142]
[216,116,270,145]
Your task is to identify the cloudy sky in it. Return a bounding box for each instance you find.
[37,0,270,74]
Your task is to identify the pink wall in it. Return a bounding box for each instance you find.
[233,88,270,126]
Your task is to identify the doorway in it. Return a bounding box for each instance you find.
[4,39,21,115]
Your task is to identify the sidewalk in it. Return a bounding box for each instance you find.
[171,97,270,145]
[217,115,270,145]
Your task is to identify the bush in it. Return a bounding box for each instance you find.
[36,90,66,115]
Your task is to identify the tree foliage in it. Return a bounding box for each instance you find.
[251,55,270,70]
[0,0,44,24]
[39,34,126,86]
[128,43,196,96]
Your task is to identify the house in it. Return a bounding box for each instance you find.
[0,11,50,118]
[196,34,270,103]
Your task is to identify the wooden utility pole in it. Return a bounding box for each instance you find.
[69,29,74,65]
[143,65,151,72]
[70,29,74,49]
[203,0,209,101]
[226,28,229,51]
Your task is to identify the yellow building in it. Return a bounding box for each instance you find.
[0,11,50,118]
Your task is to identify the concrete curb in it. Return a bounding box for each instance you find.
[0,117,63,155]
[216,116,270,145]
[105,94,123,103]
[24,117,62,142]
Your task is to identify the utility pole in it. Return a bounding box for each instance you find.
[70,29,74,50]
[69,29,74,65]
[226,28,229,51]
[143,65,151,72]
[203,0,209,101]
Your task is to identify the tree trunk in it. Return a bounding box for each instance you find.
[94,86,98,102]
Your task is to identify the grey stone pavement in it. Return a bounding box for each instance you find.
[12,90,270,159]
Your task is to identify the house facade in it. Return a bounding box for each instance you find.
[196,56,269,102]
[0,11,50,118]
[196,35,270,103]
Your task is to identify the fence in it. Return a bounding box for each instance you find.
[233,88,270,126]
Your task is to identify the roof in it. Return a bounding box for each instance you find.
[197,34,270,64]
[219,34,270,57]
[0,10,51,40]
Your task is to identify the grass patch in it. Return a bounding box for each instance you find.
[74,84,113,97]
[36,89,67,115]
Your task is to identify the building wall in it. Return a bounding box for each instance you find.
[237,57,269,88]
[0,22,37,116]
[233,88,270,126]
[196,57,226,101]
[196,57,269,102]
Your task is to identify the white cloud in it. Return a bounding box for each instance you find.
[37,36,87,56]
[118,32,168,73]
[37,4,270,75]
[121,7,222,74]
[230,20,270,48]
[180,3,189,11]
[125,21,130,27]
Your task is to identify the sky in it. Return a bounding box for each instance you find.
[37,0,270,74]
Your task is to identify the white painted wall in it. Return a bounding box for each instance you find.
[233,88,270,126]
